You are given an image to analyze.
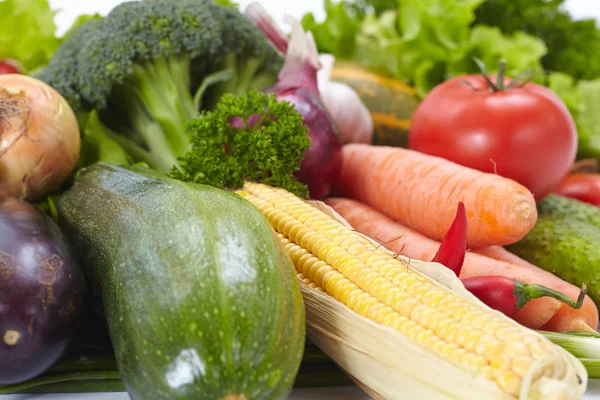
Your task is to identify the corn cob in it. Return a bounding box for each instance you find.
[237,182,576,399]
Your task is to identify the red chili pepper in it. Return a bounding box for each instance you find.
[431,202,467,277]
[431,201,587,315]
[461,276,587,317]
[554,173,600,207]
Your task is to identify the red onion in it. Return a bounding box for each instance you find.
[246,4,342,199]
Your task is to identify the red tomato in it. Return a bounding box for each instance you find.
[408,74,578,201]
[0,60,20,75]
[554,174,600,207]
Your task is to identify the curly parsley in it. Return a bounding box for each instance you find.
[170,91,311,198]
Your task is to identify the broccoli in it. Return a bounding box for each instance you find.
[37,0,283,172]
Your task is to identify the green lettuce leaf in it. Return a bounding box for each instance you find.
[546,73,600,161]
[213,0,239,7]
[301,0,365,58]
[447,26,547,83]
[304,0,548,98]
[352,11,402,77]
[475,0,600,81]
[574,80,600,160]
[61,13,102,41]
[0,0,60,73]
[547,73,582,115]
[0,0,99,74]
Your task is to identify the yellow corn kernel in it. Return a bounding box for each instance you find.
[504,342,532,358]
[239,182,566,397]
[490,354,512,376]
[496,371,522,398]
[511,356,535,378]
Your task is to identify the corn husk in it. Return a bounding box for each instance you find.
[300,200,588,400]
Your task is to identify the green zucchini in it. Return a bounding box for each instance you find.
[57,164,306,400]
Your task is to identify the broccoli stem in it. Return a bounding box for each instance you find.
[109,56,197,171]
[103,127,173,171]
[203,53,277,109]
[193,69,234,110]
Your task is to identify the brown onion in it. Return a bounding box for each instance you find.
[0,74,80,200]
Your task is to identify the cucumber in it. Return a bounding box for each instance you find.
[537,194,600,228]
[507,195,600,305]
[56,164,306,400]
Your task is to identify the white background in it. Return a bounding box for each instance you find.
[47,0,600,36]
[2,0,600,399]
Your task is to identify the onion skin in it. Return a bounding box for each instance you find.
[319,81,373,145]
[274,88,342,200]
[0,199,86,385]
[0,74,80,200]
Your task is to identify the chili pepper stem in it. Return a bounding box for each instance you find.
[514,281,588,310]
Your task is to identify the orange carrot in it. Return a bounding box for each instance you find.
[335,144,537,249]
[326,197,599,332]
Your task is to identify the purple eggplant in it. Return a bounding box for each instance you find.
[0,199,86,384]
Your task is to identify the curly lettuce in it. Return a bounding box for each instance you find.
[0,0,60,73]
[302,0,547,97]
[0,0,99,74]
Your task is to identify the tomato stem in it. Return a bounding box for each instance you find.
[473,58,536,92]
[473,58,498,92]
[495,59,507,91]
[505,68,535,89]
[460,80,481,92]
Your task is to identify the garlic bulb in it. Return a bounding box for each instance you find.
[317,54,373,145]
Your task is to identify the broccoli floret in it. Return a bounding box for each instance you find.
[38,0,283,172]
[36,18,105,112]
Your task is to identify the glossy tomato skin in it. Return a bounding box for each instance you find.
[554,174,600,207]
[408,75,578,201]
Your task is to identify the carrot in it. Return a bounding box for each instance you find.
[335,144,537,249]
[475,246,559,276]
[326,197,599,332]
